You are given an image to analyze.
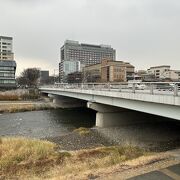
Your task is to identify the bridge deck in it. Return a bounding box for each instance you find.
[40,87,180,106]
[40,82,180,120]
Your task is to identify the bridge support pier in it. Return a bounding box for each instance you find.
[96,112,130,127]
[52,95,86,108]
[87,102,150,127]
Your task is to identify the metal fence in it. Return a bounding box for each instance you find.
[41,82,180,96]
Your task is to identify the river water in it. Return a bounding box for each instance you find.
[0,109,96,138]
[1,109,180,151]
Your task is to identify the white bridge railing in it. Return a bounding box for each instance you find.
[41,82,180,96]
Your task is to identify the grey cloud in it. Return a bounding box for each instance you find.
[0,0,180,75]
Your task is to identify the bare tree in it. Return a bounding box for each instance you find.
[17,68,40,87]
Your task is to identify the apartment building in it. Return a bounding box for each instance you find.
[147,65,180,81]
[0,36,14,60]
[147,65,170,79]
[0,36,16,89]
[83,59,134,82]
[59,40,116,82]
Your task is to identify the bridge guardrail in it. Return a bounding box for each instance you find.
[41,82,180,96]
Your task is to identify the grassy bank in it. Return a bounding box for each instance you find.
[0,137,147,179]
[0,89,40,101]
[0,89,56,113]
[0,102,56,113]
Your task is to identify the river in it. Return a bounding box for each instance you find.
[1,108,180,151]
[0,108,96,138]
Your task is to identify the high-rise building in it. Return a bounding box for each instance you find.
[59,40,116,82]
[0,36,16,89]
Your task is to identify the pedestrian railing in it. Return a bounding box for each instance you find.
[40,82,180,96]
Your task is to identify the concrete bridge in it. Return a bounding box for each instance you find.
[40,82,180,127]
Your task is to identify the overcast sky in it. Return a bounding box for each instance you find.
[0,0,180,76]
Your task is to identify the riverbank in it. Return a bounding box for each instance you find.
[0,100,57,113]
[0,89,39,101]
[1,135,179,180]
[0,136,148,179]
[0,107,179,179]
[0,89,58,113]
[0,125,180,179]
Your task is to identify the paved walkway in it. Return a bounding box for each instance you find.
[102,149,180,180]
[128,163,180,180]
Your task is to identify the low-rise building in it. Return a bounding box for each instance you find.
[161,70,179,80]
[147,65,171,79]
[0,60,16,88]
[83,63,101,82]
[141,73,156,82]
[39,70,49,85]
[67,72,83,83]
[0,36,16,89]
[147,65,180,81]
[83,59,134,83]
[101,59,127,82]
[124,62,135,80]
[173,70,180,80]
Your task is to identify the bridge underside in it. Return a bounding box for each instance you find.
[50,95,86,108]
[87,102,166,127]
[42,90,180,127]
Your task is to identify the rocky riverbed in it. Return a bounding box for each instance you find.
[45,123,180,152]
[46,128,114,151]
